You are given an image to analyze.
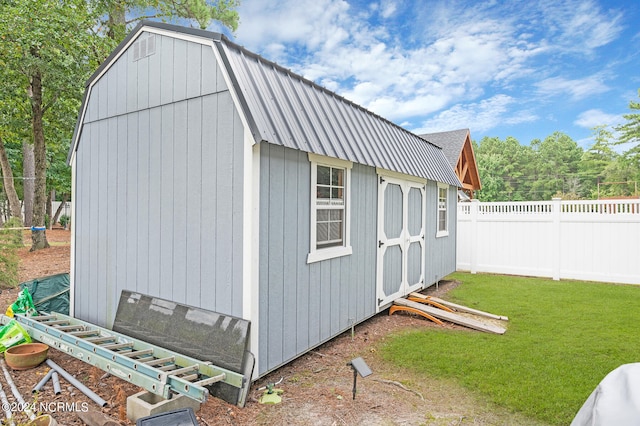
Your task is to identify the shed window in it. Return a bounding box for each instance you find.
[436,183,449,237]
[307,153,353,263]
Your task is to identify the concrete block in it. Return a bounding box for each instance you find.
[126,391,201,423]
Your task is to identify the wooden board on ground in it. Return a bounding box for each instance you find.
[394,298,506,335]
[409,292,509,321]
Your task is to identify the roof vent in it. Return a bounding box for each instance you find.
[132,34,156,62]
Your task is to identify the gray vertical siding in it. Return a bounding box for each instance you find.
[258,144,377,375]
[424,182,458,285]
[74,32,245,327]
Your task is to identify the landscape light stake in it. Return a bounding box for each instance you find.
[346,357,372,400]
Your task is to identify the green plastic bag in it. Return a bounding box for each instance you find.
[0,320,31,353]
[5,287,37,317]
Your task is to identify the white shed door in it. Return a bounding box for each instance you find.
[376,174,426,308]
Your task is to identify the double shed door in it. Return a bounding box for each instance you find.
[376,172,426,308]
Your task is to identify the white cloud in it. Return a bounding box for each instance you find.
[379,0,398,19]
[412,95,538,134]
[230,0,627,136]
[235,0,544,99]
[574,109,622,129]
[234,0,352,57]
[535,75,610,100]
[539,0,624,54]
[574,109,628,151]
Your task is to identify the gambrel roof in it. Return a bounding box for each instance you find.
[70,21,461,187]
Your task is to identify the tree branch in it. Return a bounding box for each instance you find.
[373,379,424,401]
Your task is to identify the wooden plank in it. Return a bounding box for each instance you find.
[407,296,454,313]
[389,306,444,325]
[409,292,508,321]
[394,298,506,335]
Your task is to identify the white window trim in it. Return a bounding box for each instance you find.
[436,182,449,238]
[307,153,353,263]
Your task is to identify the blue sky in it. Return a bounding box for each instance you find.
[210,0,640,149]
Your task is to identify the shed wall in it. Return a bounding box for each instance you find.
[258,144,377,375]
[424,183,458,285]
[74,32,245,327]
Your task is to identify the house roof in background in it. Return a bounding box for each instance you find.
[70,21,461,187]
[421,129,481,192]
[420,129,470,168]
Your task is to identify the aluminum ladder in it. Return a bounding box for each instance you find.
[3,312,245,403]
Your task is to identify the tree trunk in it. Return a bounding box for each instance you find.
[23,140,35,227]
[0,135,23,220]
[107,2,127,40]
[51,193,68,226]
[29,68,49,251]
[47,189,53,229]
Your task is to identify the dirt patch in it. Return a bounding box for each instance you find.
[0,230,535,425]
[15,229,71,284]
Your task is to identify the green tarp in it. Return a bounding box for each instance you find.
[19,273,69,315]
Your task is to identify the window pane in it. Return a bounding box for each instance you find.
[331,187,343,201]
[331,168,343,186]
[438,211,446,231]
[439,187,446,199]
[317,186,330,200]
[317,209,329,221]
[329,221,342,241]
[317,222,328,243]
[317,166,330,185]
[314,163,347,251]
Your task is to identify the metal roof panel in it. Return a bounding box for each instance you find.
[218,39,460,186]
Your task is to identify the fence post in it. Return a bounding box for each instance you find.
[470,199,479,274]
[552,198,561,280]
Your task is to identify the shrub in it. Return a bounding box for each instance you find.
[59,215,70,228]
[0,217,24,288]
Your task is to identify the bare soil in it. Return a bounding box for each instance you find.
[0,229,540,425]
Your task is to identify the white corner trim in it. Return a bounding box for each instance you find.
[69,155,76,317]
[242,135,260,380]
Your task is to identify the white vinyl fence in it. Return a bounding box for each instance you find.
[457,199,640,285]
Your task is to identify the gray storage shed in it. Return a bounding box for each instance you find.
[68,21,461,379]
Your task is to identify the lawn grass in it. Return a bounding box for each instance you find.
[379,272,640,425]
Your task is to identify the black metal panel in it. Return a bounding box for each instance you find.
[113,291,250,374]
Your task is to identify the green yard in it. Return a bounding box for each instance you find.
[379,272,640,425]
